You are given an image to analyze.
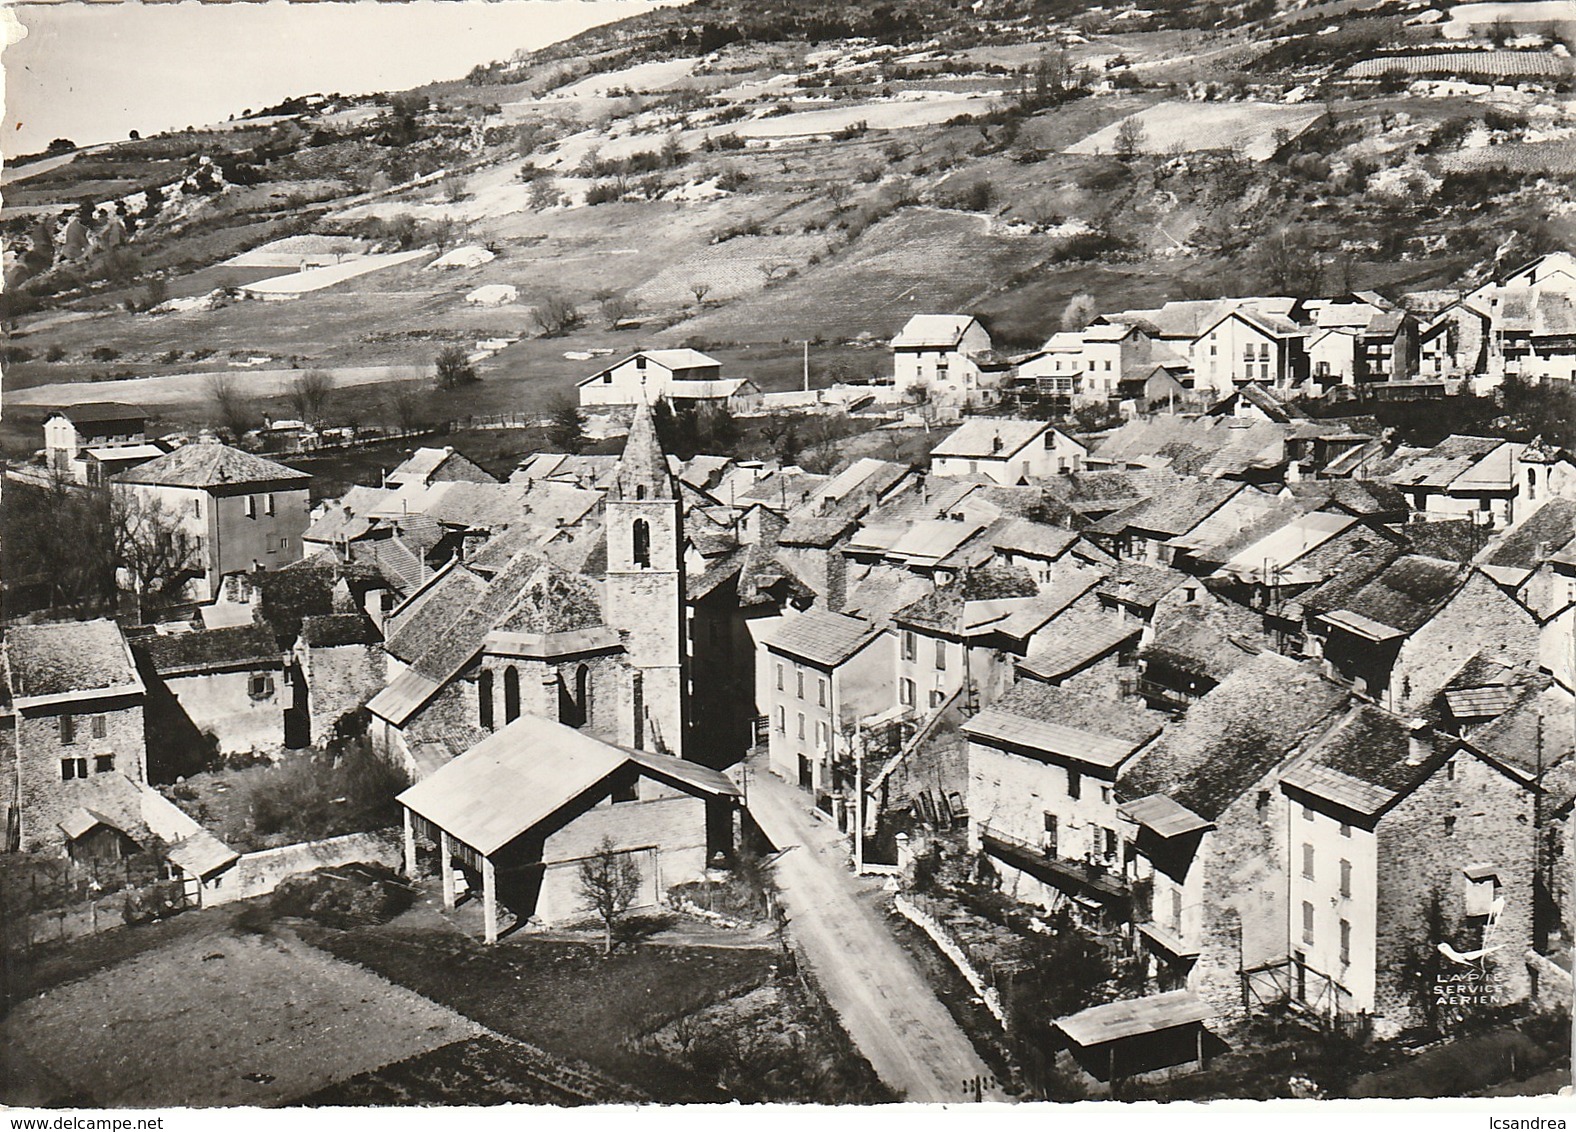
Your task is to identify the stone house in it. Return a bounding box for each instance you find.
[42,402,146,477]
[890,314,1002,408]
[294,613,385,746]
[116,438,312,602]
[133,625,285,757]
[1190,308,1308,398]
[928,418,1087,486]
[1115,655,1352,1021]
[763,610,893,799]
[1388,569,1540,714]
[398,713,740,942]
[2,620,149,854]
[383,446,497,489]
[1278,707,1542,1034]
[965,681,1164,931]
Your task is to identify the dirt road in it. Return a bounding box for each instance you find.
[745,762,1005,1103]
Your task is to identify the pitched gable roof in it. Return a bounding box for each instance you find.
[766,611,883,668]
[5,619,143,703]
[965,681,1162,769]
[892,314,980,349]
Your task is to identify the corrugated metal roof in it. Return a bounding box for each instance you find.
[398,715,627,854]
[1120,794,1213,839]
[1056,990,1211,1047]
[367,668,443,727]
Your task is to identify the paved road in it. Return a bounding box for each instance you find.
[745,762,1004,1103]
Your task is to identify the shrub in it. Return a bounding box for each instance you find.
[268,863,415,928]
[90,346,121,362]
[44,344,66,363]
[247,747,408,843]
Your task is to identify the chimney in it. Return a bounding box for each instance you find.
[825,550,848,614]
[1407,718,1432,766]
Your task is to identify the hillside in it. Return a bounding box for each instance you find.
[2,0,1572,456]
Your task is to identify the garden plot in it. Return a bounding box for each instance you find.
[731,91,1003,139]
[0,928,481,1107]
[629,232,827,308]
[1346,51,1573,80]
[222,234,374,269]
[1066,101,1326,161]
[240,249,434,296]
[544,56,706,99]
[1444,1,1576,38]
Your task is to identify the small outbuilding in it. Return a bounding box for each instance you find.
[1054,990,1214,1089]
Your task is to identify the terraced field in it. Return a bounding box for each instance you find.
[1066,100,1326,161]
[1346,50,1574,79]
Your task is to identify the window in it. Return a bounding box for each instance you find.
[797,713,805,740]
[1301,803,1314,821]
[818,678,828,707]
[1444,815,1456,837]
[929,689,945,709]
[191,497,202,519]
[1339,918,1351,965]
[61,757,88,780]
[1302,900,1315,945]
[1171,887,1183,933]
[776,664,784,691]
[478,669,494,729]
[796,670,805,699]
[1100,785,1112,805]
[635,355,647,370]
[775,705,785,732]
[902,631,916,661]
[1043,812,1058,856]
[934,639,947,671]
[248,673,275,699]
[1445,758,1456,781]
[504,666,520,723]
[90,715,106,740]
[900,678,915,706]
[1339,822,1351,838]
[612,774,639,803]
[59,715,76,745]
[816,721,829,750]
[1339,858,1352,898]
[245,495,257,519]
[94,754,115,774]
[1103,827,1118,861]
[265,493,276,516]
[632,519,651,569]
[632,672,644,749]
[1302,842,1315,879]
[1067,769,1081,801]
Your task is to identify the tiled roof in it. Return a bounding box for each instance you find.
[1018,613,1140,681]
[1319,554,1463,638]
[781,516,856,548]
[1140,605,1262,683]
[5,620,142,701]
[299,613,382,649]
[1483,500,1576,571]
[766,611,882,668]
[931,418,1052,460]
[892,314,978,348]
[843,566,935,630]
[965,681,1162,769]
[1096,562,1190,609]
[1281,704,1443,815]
[117,442,310,488]
[1119,654,1349,821]
[1469,687,1574,783]
[46,401,144,424]
[990,518,1081,560]
[1090,480,1243,539]
[136,625,280,677]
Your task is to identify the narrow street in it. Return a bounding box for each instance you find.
[743,760,1006,1104]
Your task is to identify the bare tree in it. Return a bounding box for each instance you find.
[1113,116,1148,161]
[205,371,255,440]
[114,490,202,619]
[434,345,479,391]
[1062,292,1100,330]
[286,368,335,426]
[531,293,582,337]
[597,291,638,328]
[689,280,713,305]
[383,376,426,433]
[578,834,643,955]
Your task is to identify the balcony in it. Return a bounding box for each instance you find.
[979,825,1130,911]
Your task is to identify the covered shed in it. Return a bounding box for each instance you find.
[1054,990,1214,1086]
[396,714,741,943]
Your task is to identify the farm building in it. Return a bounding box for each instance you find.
[1054,990,1215,1089]
[133,625,287,757]
[888,314,1007,409]
[396,713,740,942]
[43,402,151,481]
[577,349,759,410]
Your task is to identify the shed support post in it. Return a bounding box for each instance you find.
[439,830,456,911]
[482,856,498,945]
[402,808,417,879]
